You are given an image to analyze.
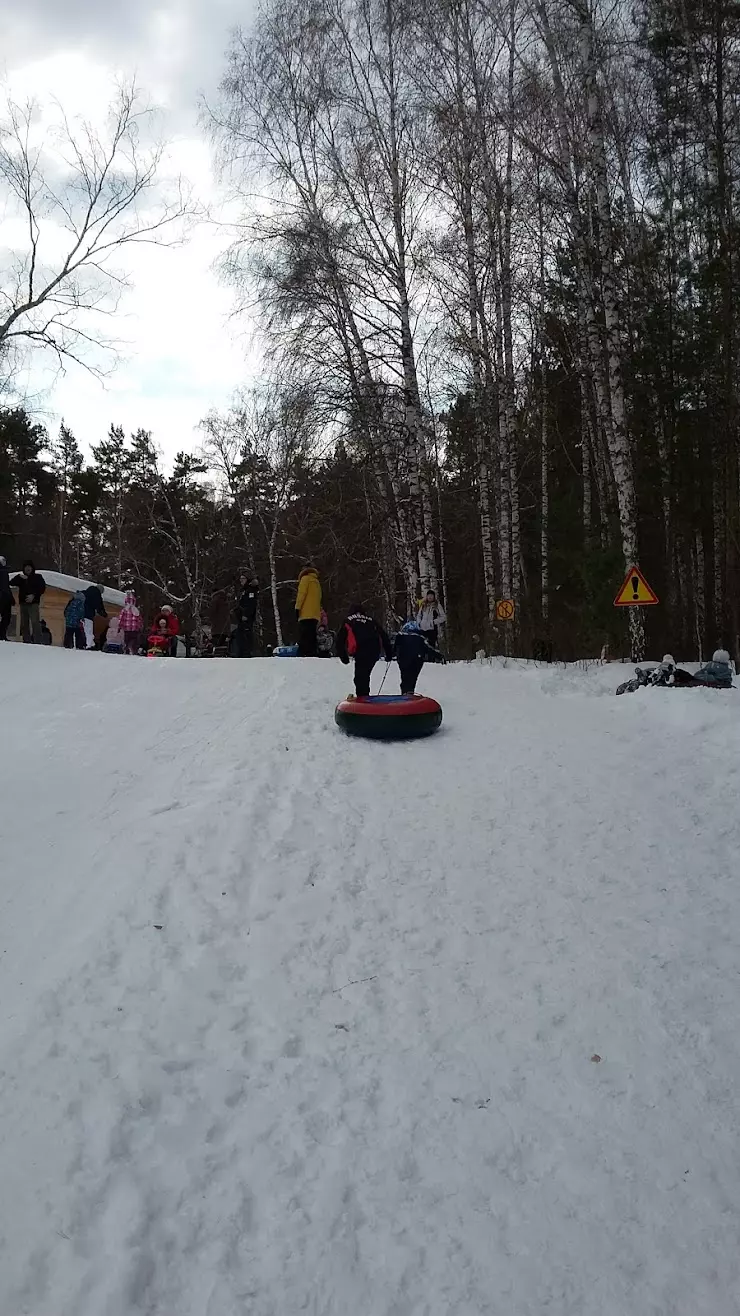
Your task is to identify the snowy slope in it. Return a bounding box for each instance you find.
[1,647,740,1316]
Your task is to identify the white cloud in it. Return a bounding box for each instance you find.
[1,0,259,463]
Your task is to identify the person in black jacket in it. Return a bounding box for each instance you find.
[336,604,393,697]
[394,620,445,694]
[10,560,46,643]
[233,574,259,657]
[82,583,107,650]
[0,555,12,641]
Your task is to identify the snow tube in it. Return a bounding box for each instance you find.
[274,644,300,657]
[335,694,442,741]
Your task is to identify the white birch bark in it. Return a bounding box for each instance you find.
[694,530,705,662]
[501,0,521,602]
[575,0,638,566]
[266,515,283,647]
[458,127,497,621]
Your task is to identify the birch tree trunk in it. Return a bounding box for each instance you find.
[575,4,637,558]
[693,530,706,662]
[573,1,641,654]
[266,515,283,647]
[459,131,497,621]
[537,0,641,655]
[536,154,549,626]
[502,0,521,603]
[581,407,592,550]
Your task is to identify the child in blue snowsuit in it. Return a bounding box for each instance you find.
[63,591,87,649]
[394,620,445,695]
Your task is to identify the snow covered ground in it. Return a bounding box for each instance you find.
[1,646,740,1316]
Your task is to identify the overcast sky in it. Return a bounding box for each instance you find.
[1,0,259,462]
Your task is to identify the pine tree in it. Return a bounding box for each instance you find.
[50,424,83,572]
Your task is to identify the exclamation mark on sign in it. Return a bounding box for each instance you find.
[631,575,640,601]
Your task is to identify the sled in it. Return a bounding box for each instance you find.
[335,693,443,740]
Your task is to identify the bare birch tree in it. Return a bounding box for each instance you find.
[0,81,191,382]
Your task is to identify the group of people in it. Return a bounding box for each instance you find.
[1,554,448,684]
[335,595,447,697]
[292,567,446,661]
[616,649,735,695]
[208,567,327,658]
[63,586,181,656]
[337,609,445,696]
[62,581,109,649]
[0,558,183,656]
[230,564,447,689]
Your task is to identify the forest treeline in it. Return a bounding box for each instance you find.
[3,0,740,659]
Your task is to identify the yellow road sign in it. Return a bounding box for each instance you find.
[614,566,659,607]
[495,598,515,622]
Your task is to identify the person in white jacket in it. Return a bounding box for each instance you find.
[416,590,446,648]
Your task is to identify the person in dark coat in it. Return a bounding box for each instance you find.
[336,603,393,697]
[0,555,12,641]
[394,620,445,694]
[82,583,107,650]
[10,560,46,643]
[233,574,259,657]
[209,589,231,651]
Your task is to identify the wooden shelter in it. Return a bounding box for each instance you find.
[7,570,126,646]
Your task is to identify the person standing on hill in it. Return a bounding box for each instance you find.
[234,573,259,657]
[295,566,322,657]
[63,591,87,649]
[394,620,445,695]
[118,590,142,655]
[416,590,446,648]
[336,603,393,697]
[209,588,231,652]
[82,583,107,650]
[10,560,46,643]
[0,556,13,641]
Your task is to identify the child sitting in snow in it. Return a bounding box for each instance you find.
[104,615,125,653]
[695,649,734,688]
[147,617,171,657]
[393,620,445,695]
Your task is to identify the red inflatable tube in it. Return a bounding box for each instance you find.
[335,694,443,740]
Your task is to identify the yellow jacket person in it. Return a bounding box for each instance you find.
[295,566,322,655]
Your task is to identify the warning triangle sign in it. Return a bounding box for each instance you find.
[614,565,659,607]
